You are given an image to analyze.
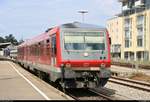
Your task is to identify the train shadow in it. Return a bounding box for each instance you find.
[66,88,100,97]
[93,87,116,96]
[65,87,115,98]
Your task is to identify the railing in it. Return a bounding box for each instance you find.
[123,5,130,11]
[135,0,144,7]
[111,47,121,53]
[111,58,150,69]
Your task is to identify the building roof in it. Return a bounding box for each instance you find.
[18,32,49,47]
[0,42,11,48]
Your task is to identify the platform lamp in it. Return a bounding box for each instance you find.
[78,10,88,23]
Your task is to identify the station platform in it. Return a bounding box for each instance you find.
[110,65,150,77]
[0,61,73,100]
[0,55,8,60]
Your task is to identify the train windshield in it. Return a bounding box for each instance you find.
[64,32,105,51]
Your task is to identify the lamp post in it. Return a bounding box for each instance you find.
[78,10,88,23]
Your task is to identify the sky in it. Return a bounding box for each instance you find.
[0,0,121,40]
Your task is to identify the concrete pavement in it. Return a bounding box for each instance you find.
[0,61,73,100]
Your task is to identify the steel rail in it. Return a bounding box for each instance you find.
[88,88,114,100]
[112,62,150,70]
[109,78,150,92]
[64,91,79,100]
[111,76,150,87]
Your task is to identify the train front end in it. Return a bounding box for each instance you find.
[58,22,111,88]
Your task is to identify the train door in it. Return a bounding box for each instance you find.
[51,35,57,66]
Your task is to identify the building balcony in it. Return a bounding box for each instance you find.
[124,24,131,28]
[135,0,144,7]
[125,36,130,39]
[122,5,130,11]
[137,34,143,38]
[111,44,121,53]
[136,24,143,28]
[124,26,130,31]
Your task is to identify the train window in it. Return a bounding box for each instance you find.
[51,36,56,55]
[64,35,84,50]
[85,35,105,50]
[40,41,44,55]
[45,39,50,56]
[36,44,39,56]
[46,39,50,43]
[109,37,111,45]
[64,32,105,51]
[31,45,33,55]
[46,46,50,55]
[33,44,38,56]
[33,45,35,56]
[29,46,31,55]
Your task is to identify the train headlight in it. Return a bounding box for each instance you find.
[66,63,71,68]
[100,63,106,68]
[84,52,88,57]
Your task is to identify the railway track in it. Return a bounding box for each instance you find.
[65,88,114,100]
[112,61,150,70]
[109,76,150,92]
[88,88,114,100]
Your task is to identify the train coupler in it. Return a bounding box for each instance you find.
[99,68,111,78]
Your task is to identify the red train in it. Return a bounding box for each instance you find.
[17,22,111,89]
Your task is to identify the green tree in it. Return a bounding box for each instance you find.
[5,34,18,45]
[0,36,5,43]
[18,39,24,45]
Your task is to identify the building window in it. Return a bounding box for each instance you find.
[124,18,132,48]
[124,52,128,60]
[137,27,143,35]
[137,15,144,26]
[137,38,143,47]
[125,30,130,38]
[137,15,144,47]
[125,39,130,48]
[125,18,130,28]
[124,18,132,39]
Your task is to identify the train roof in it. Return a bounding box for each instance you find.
[60,22,105,29]
[45,22,105,32]
[18,32,49,47]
